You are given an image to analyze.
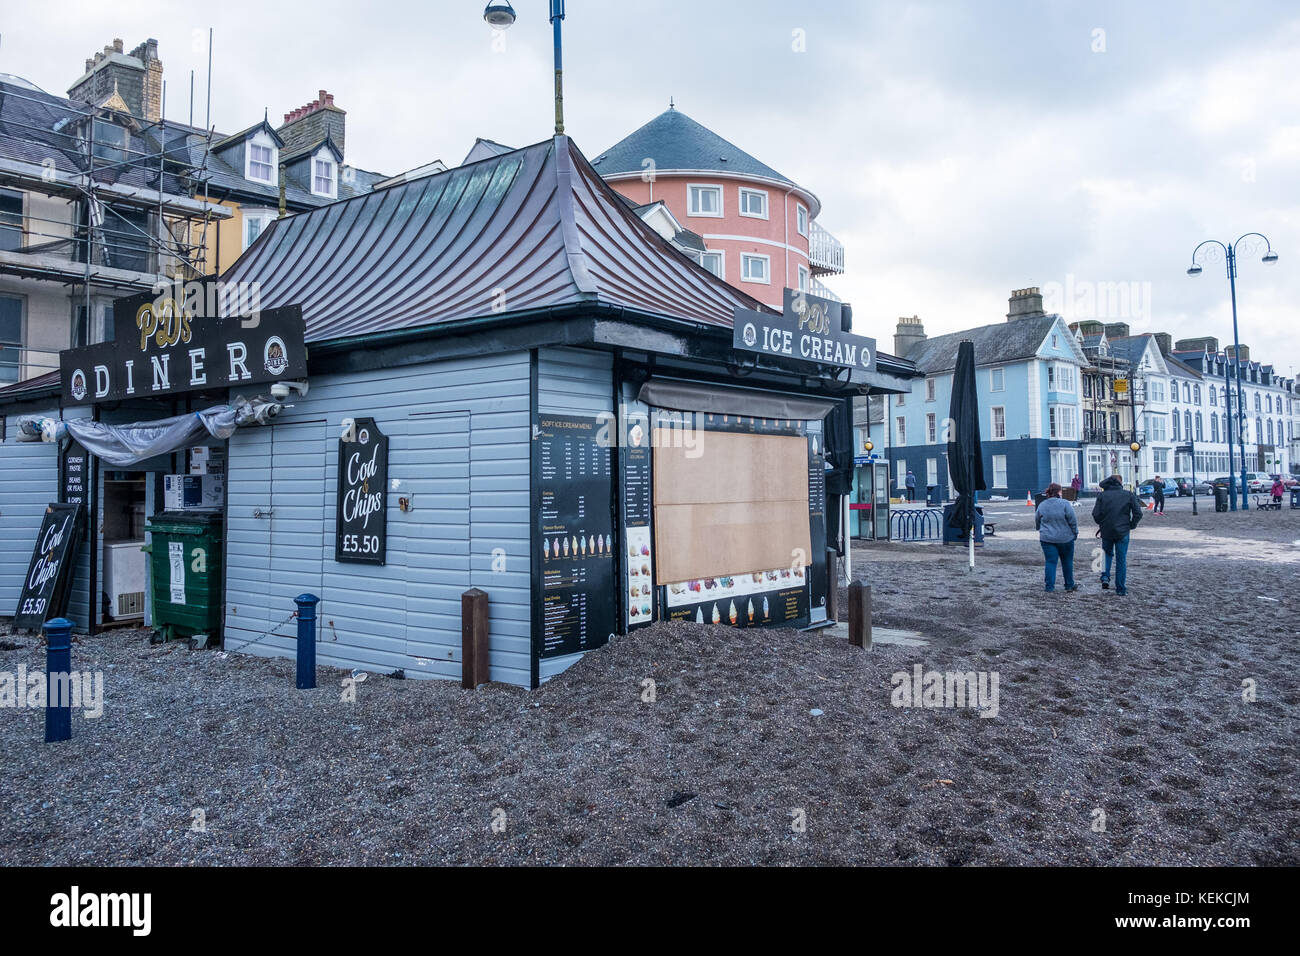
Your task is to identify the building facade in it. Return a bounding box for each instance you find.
[591,106,845,307]
[866,288,1088,500]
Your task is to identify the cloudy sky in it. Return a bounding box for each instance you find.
[6,1,1297,372]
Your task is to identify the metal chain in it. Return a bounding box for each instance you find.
[222,609,299,655]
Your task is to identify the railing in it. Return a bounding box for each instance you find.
[1082,428,1146,445]
[809,276,841,302]
[808,220,844,276]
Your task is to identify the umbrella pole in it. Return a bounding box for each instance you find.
[968,461,977,573]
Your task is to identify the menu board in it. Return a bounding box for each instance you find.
[663,565,809,627]
[336,418,389,565]
[807,432,829,622]
[621,409,655,630]
[60,441,89,507]
[536,414,615,658]
[13,503,84,630]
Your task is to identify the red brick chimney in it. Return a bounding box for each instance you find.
[277,89,345,156]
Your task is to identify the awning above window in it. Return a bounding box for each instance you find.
[637,378,837,421]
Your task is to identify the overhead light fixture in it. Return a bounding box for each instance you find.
[1186,264,1203,276]
[483,1,517,28]
[1262,250,1279,265]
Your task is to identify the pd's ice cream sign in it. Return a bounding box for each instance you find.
[59,288,305,405]
[733,289,875,373]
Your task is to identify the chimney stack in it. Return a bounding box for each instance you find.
[1006,287,1044,321]
[1153,332,1172,355]
[1174,336,1219,354]
[1103,322,1130,339]
[68,37,163,122]
[893,315,926,357]
[277,90,346,157]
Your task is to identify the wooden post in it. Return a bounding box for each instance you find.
[826,552,839,621]
[848,581,872,650]
[461,588,490,689]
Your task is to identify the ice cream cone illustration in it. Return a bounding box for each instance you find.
[762,596,770,620]
[695,607,704,624]
[711,603,721,624]
[571,536,578,556]
[580,535,587,555]
[562,537,569,557]
[747,598,754,623]
[543,538,550,559]
[605,534,612,552]
[728,600,737,625]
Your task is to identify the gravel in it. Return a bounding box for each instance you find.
[1,496,1296,865]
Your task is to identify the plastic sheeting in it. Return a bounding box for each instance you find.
[637,378,836,421]
[63,406,240,467]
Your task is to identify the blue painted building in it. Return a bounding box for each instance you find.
[867,289,1087,501]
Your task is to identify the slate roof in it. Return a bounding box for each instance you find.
[219,135,771,344]
[1101,334,1150,366]
[902,314,1064,373]
[593,108,793,185]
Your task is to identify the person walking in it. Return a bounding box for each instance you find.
[905,469,916,502]
[1271,476,1285,506]
[1071,473,1083,494]
[1035,483,1078,592]
[1092,473,1144,596]
[1151,474,1166,515]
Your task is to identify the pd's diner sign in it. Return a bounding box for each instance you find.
[733,289,876,373]
[335,418,389,565]
[59,288,305,405]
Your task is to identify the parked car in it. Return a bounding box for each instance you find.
[1244,472,1272,494]
[1167,476,1196,496]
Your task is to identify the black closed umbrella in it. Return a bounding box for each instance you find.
[946,340,986,567]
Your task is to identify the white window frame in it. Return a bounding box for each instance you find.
[311,152,337,199]
[738,187,769,220]
[245,131,278,184]
[990,406,1006,440]
[796,204,808,237]
[992,454,1008,488]
[740,253,771,285]
[926,413,936,444]
[895,416,906,445]
[698,250,724,279]
[687,183,723,218]
[927,458,938,487]
[242,208,276,250]
[925,378,936,402]
[0,292,26,385]
[797,264,809,292]
[990,366,1005,392]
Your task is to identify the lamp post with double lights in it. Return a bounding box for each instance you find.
[484,1,568,135]
[1186,233,1280,511]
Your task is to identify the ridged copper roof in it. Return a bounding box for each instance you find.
[220,135,769,343]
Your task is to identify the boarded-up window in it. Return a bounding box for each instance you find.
[653,429,810,583]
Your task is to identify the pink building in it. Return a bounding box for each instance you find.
[593,106,844,309]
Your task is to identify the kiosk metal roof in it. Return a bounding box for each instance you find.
[220,135,772,344]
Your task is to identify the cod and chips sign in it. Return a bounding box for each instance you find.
[60,282,306,405]
[733,289,876,373]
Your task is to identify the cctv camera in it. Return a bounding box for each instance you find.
[270,382,290,401]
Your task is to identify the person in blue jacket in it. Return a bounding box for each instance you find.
[1035,482,1079,592]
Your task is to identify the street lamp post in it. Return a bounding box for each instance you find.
[484,1,568,135]
[1186,233,1279,511]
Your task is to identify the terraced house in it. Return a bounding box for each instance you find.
[867,288,1087,500]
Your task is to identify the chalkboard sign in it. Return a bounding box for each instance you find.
[60,440,89,507]
[336,418,388,564]
[535,414,616,659]
[13,503,84,630]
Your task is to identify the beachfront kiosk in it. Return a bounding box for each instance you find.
[0,135,915,687]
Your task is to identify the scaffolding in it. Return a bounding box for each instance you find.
[0,79,231,379]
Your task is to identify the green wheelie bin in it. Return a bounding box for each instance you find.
[145,511,223,643]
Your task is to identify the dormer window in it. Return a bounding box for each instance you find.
[312,156,337,198]
[246,131,278,184]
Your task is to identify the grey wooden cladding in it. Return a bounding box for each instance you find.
[224,351,532,687]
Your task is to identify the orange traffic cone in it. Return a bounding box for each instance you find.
[1025,490,1034,506]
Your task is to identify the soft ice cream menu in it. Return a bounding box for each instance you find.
[663,565,809,628]
[537,414,615,658]
[621,427,655,629]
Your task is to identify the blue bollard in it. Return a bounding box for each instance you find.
[294,594,320,690]
[44,618,73,743]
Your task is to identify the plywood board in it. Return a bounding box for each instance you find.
[653,429,810,583]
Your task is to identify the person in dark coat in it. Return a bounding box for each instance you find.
[905,470,916,502]
[1035,482,1079,592]
[1151,475,1166,515]
[1091,473,1144,595]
